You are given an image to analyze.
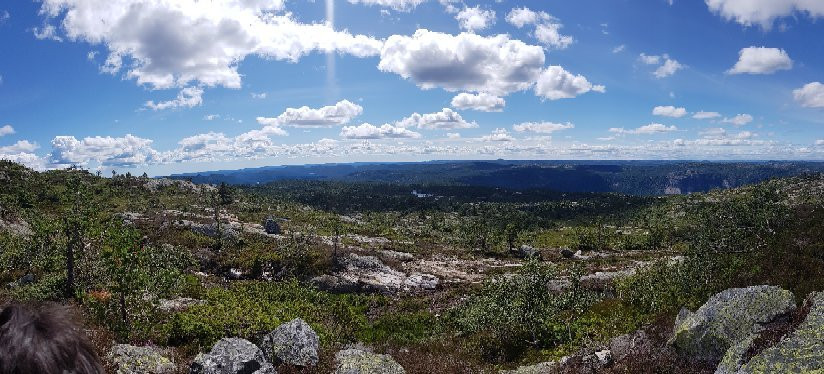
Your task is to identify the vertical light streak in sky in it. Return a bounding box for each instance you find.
[326,0,338,102]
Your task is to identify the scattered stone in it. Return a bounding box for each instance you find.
[194,248,216,270]
[190,338,275,374]
[157,297,206,313]
[402,273,439,291]
[262,217,281,235]
[227,268,244,280]
[378,250,415,262]
[609,330,651,363]
[143,178,215,194]
[334,349,405,374]
[260,318,319,367]
[0,217,33,236]
[594,349,612,367]
[7,273,35,289]
[669,285,796,362]
[516,244,539,259]
[500,361,556,374]
[311,274,358,293]
[108,344,175,374]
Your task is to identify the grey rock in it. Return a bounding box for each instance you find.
[108,344,176,374]
[669,285,796,362]
[311,274,358,293]
[190,338,276,374]
[719,291,824,373]
[260,318,319,367]
[500,361,556,373]
[157,297,206,313]
[517,245,539,259]
[262,217,280,235]
[7,273,35,289]
[334,349,405,374]
[378,250,414,262]
[609,330,651,362]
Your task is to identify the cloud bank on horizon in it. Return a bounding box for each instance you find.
[0,0,822,174]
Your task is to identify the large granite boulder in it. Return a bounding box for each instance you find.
[717,291,824,373]
[190,338,276,374]
[108,344,176,374]
[670,285,796,362]
[334,349,405,374]
[260,318,319,367]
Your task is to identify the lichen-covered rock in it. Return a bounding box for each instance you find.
[108,344,176,374]
[260,318,319,367]
[334,349,405,374]
[715,335,757,374]
[190,338,276,374]
[499,361,556,374]
[722,291,824,373]
[669,285,796,362]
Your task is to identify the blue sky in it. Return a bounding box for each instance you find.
[0,0,823,175]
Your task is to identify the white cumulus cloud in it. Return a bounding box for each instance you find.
[450,92,505,112]
[0,125,15,137]
[513,122,574,134]
[480,128,514,142]
[340,123,422,139]
[256,100,363,128]
[505,7,572,49]
[652,106,687,118]
[727,47,792,74]
[348,0,428,12]
[396,108,478,130]
[455,6,495,32]
[793,82,824,108]
[722,114,754,126]
[610,123,678,135]
[38,0,382,100]
[49,134,160,167]
[639,53,683,78]
[144,86,203,110]
[534,66,605,100]
[693,111,722,120]
[379,29,545,96]
[706,0,824,29]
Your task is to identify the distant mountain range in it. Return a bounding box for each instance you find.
[167,160,824,195]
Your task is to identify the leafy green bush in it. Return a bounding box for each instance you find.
[163,280,376,348]
[449,260,597,362]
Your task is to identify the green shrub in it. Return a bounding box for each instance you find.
[449,260,597,362]
[163,280,375,349]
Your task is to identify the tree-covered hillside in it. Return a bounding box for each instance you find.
[1,160,822,373]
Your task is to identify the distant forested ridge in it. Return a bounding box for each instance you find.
[168,160,824,195]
